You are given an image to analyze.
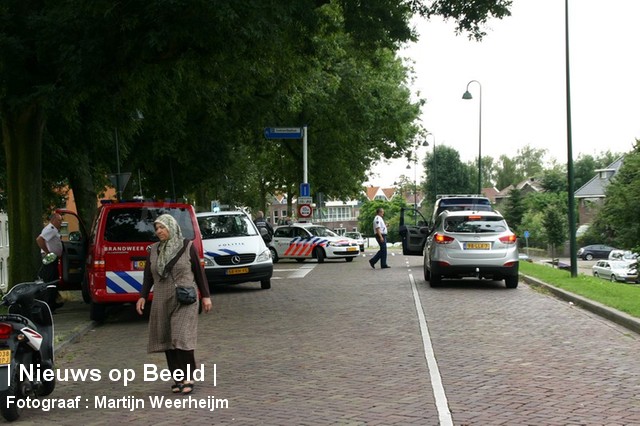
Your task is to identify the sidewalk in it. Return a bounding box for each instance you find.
[52,294,96,353]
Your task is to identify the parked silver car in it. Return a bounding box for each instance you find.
[592,260,638,283]
[423,210,519,288]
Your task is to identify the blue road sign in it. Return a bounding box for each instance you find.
[300,183,310,197]
[264,127,303,139]
[524,230,530,238]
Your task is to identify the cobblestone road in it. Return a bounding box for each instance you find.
[11,252,640,425]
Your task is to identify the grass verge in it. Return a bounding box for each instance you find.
[520,261,640,318]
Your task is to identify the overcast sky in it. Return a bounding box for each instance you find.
[366,0,640,187]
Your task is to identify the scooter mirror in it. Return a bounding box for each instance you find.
[42,252,58,265]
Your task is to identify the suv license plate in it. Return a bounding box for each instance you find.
[227,268,249,275]
[0,349,11,365]
[464,242,491,250]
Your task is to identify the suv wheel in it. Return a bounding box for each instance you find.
[261,279,271,290]
[505,275,519,289]
[423,261,431,282]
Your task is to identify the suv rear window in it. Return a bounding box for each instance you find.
[444,215,507,234]
[433,196,492,222]
[103,207,196,242]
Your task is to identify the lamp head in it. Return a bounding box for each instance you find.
[422,141,429,147]
[462,90,473,100]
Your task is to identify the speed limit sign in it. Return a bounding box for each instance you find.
[298,204,312,218]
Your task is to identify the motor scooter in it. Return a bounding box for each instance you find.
[0,254,58,421]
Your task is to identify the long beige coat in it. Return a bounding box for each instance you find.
[145,241,200,353]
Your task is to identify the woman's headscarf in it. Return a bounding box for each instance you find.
[154,214,183,278]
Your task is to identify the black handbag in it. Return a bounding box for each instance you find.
[176,285,197,305]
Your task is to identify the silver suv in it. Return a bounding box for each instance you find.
[424,210,519,288]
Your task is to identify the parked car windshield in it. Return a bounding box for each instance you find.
[444,215,507,233]
[103,207,196,242]
[307,226,338,237]
[197,214,258,239]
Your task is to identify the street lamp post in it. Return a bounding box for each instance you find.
[462,80,482,195]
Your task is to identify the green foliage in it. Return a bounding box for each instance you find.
[542,200,567,257]
[593,141,640,250]
[357,196,407,241]
[521,261,640,318]
[502,188,525,230]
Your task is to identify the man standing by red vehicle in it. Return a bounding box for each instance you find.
[36,212,64,311]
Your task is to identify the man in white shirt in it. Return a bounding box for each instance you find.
[36,212,64,310]
[369,207,390,269]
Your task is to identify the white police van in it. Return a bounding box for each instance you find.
[196,211,273,289]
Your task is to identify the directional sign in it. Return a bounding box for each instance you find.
[264,127,303,139]
[300,182,310,197]
[297,196,313,204]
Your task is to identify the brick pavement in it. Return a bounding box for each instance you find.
[12,252,640,425]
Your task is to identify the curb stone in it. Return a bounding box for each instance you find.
[521,274,640,335]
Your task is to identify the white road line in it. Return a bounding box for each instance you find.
[409,273,453,426]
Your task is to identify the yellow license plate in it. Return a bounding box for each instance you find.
[0,349,11,365]
[465,242,491,250]
[347,247,358,252]
[226,267,249,275]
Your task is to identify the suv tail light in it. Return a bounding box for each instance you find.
[499,234,517,244]
[0,323,13,340]
[434,233,455,244]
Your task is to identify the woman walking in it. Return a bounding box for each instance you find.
[136,214,212,394]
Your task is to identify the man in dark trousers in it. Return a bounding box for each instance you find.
[369,207,390,269]
[36,212,65,311]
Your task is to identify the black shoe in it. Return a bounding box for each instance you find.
[369,259,375,269]
[381,265,391,269]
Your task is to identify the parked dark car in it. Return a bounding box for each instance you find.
[577,244,617,260]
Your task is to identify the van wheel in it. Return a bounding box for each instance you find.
[269,247,279,263]
[90,302,107,323]
[261,279,271,290]
[295,258,305,263]
[81,275,91,304]
[314,247,326,263]
[345,257,353,262]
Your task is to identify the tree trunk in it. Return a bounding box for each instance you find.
[1,102,46,287]
[68,156,98,232]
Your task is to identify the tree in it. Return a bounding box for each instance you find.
[1,0,514,285]
[594,141,640,251]
[423,145,473,201]
[542,200,567,264]
[502,188,525,230]
[494,154,522,190]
